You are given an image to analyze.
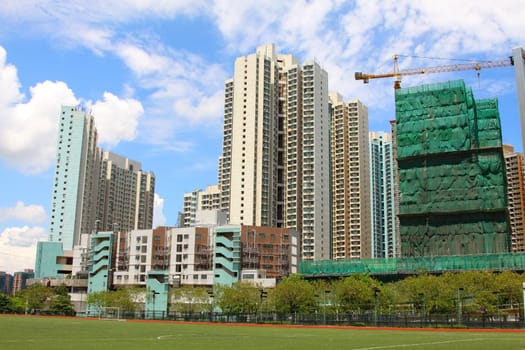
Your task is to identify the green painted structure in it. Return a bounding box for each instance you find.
[395,80,511,257]
[34,241,64,278]
[145,270,169,319]
[87,232,114,315]
[213,226,241,286]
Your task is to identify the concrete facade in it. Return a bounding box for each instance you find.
[49,105,99,251]
[503,145,525,252]
[38,105,155,279]
[218,44,330,261]
[369,131,397,258]
[330,95,371,259]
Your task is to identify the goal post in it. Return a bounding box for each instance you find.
[98,307,121,320]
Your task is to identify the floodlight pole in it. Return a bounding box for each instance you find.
[512,47,525,153]
[457,288,464,326]
[373,287,380,326]
[522,282,525,325]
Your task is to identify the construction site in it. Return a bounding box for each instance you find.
[301,47,525,277]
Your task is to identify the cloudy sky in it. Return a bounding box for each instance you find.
[0,0,524,273]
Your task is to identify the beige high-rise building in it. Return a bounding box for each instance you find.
[503,145,525,252]
[219,44,279,227]
[330,94,371,259]
[218,44,331,261]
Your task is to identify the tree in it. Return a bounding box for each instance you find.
[493,271,523,310]
[215,282,259,314]
[49,294,75,315]
[18,284,54,312]
[0,294,14,314]
[272,274,316,314]
[392,273,451,313]
[87,287,141,313]
[170,286,209,313]
[333,274,381,313]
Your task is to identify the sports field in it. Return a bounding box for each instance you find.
[0,315,524,350]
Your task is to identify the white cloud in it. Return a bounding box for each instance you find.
[0,46,24,107]
[172,89,224,125]
[0,202,47,225]
[0,225,47,248]
[0,47,79,174]
[90,92,144,148]
[1,0,525,152]
[109,42,227,148]
[115,43,172,77]
[0,46,145,173]
[153,193,167,227]
[112,43,227,125]
[0,226,47,273]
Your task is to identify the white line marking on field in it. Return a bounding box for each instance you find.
[157,335,174,340]
[156,333,202,340]
[352,338,487,350]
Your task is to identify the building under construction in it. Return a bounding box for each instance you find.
[395,80,511,257]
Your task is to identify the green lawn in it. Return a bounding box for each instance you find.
[0,315,524,350]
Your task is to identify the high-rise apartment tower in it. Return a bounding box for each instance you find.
[503,145,525,252]
[369,131,397,258]
[330,94,371,259]
[218,44,331,260]
[49,106,100,250]
[48,106,155,251]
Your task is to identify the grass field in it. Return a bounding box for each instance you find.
[1,315,524,350]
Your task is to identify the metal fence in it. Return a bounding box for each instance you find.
[81,310,524,329]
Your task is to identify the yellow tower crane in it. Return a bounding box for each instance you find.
[355,54,514,89]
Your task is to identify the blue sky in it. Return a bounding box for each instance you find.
[0,0,524,273]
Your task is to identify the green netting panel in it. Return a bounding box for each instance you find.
[476,98,502,148]
[399,211,510,257]
[395,80,477,158]
[398,150,507,215]
[299,253,525,276]
[395,80,509,259]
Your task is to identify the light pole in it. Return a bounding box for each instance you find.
[457,287,464,326]
[522,282,525,325]
[151,290,159,319]
[373,287,380,326]
[207,289,214,322]
[259,289,267,323]
[323,290,330,325]
[418,293,425,327]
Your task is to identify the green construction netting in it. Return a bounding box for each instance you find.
[399,212,510,257]
[395,80,510,257]
[398,151,507,215]
[299,253,525,276]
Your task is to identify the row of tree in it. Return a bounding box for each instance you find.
[2,270,523,317]
[0,284,75,315]
[89,270,525,316]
